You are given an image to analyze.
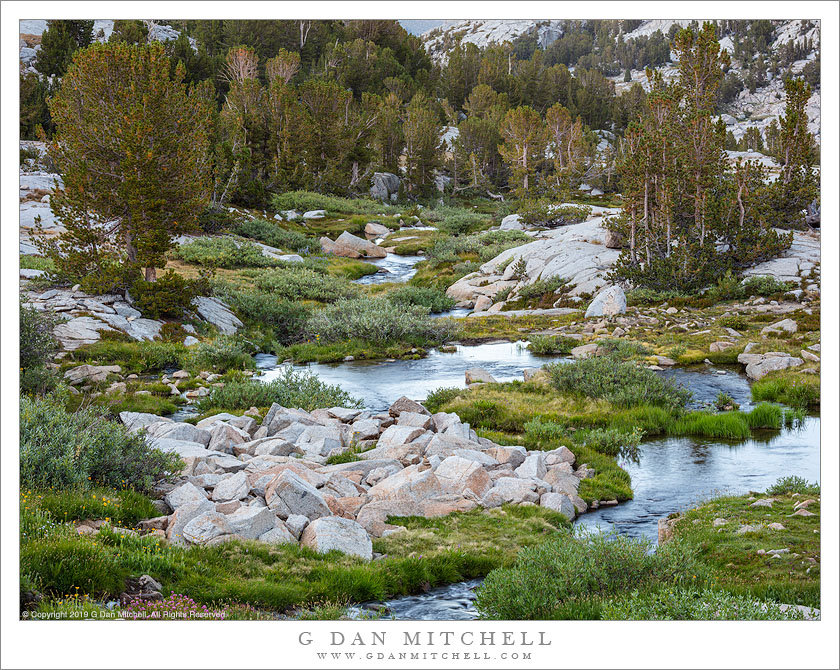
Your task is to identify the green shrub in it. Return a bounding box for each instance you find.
[517,276,567,302]
[20,367,61,396]
[386,286,455,313]
[718,315,748,331]
[706,270,743,302]
[212,282,312,344]
[20,301,58,371]
[197,206,236,234]
[602,587,806,620]
[527,335,577,355]
[575,427,642,462]
[304,297,452,344]
[273,191,389,215]
[182,337,254,372]
[423,387,463,413]
[475,530,702,619]
[547,357,692,410]
[595,339,651,360]
[20,395,182,492]
[173,237,278,269]
[235,218,319,254]
[766,475,820,496]
[425,230,530,266]
[742,275,794,297]
[196,367,361,412]
[253,267,358,302]
[72,340,186,372]
[713,391,738,411]
[130,270,207,319]
[523,417,567,446]
[518,199,591,228]
[433,209,489,236]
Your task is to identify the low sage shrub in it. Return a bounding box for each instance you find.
[253,267,358,302]
[173,237,278,269]
[547,357,692,410]
[196,367,362,412]
[423,387,463,413]
[20,301,58,371]
[272,191,389,215]
[304,297,453,344]
[182,337,254,372]
[386,286,455,313]
[212,282,312,343]
[601,587,806,620]
[20,395,182,492]
[765,475,820,496]
[235,218,319,254]
[475,530,703,619]
[518,199,591,228]
[527,335,578,355]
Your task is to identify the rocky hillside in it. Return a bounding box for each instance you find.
[422,20,564,61]
[19,19,192,74]
[421,19,821,142]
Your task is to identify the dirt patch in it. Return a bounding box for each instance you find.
[20,33,42,47]
[20,188,50,203]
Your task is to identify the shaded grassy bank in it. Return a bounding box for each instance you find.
[21,495,568,617]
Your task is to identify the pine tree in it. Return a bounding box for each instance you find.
[545,103,588,196]
[219,46,269,205]
[20,73,54,139]
[108,20,149,45]
[402,92,441,195]
[40,42,212,289]
[767,78,819,227]
[498,106,547,198]
[374,92,404,174]
[610,23,791,292]
[34,20,94,77]
[673,22,729,246]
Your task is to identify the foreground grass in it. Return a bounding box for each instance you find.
[21,494,567,613]
[669,489,820,608]
[475,479,819,620]
[752,369,820,410]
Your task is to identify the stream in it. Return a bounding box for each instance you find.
[354,253,425,285]
[189,341,820,620]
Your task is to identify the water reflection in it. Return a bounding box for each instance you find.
[576,417,820,541]
[255,344,755,413]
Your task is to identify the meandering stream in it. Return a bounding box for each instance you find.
[185,341,820,620]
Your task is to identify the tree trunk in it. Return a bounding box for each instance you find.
[125,223,137,263]
[144,266,157,282]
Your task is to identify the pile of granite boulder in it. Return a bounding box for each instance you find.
[125,396,592,561]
